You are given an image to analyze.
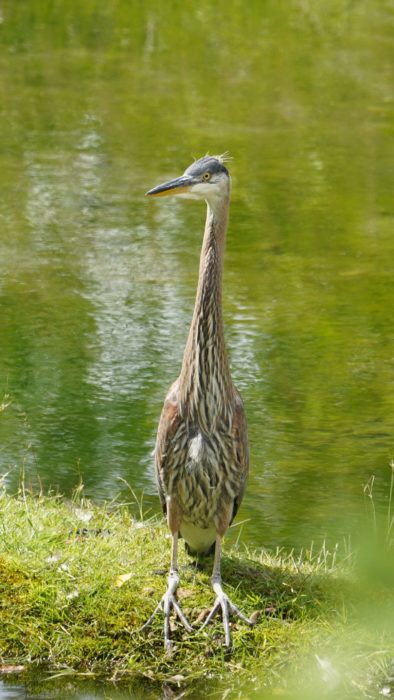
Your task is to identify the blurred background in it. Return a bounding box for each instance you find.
[0,0,393,553]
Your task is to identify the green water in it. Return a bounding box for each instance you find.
[0,2,393,698]
[1,1,393,555]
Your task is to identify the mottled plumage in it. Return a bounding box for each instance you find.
[156,385,248,541]
[143,154,254,649]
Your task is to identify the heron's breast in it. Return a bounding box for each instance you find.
[187,432,205,464]
[164,428,239,528]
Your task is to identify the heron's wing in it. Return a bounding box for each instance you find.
[154,382,181,514]
[231,391,249,523]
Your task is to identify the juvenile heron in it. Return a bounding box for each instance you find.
[144,154,253,649]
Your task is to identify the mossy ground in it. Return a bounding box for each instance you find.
[0,483,393,698]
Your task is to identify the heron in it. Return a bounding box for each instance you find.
[143,154,254,649]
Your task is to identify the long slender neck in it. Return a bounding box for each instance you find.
[179,194,233,425]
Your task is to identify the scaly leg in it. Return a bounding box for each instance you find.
[140,532,193,650]
[200,534,255,648]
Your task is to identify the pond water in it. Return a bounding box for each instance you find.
[1,0,393,549]
[0,1,393,695]
[0,679,148,700]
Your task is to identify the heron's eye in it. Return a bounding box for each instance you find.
[202,172,211,181]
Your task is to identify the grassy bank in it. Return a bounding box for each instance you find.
[0,483,393,698]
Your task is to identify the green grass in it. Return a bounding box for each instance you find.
[0,478,393,698]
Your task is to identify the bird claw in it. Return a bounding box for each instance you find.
[200,583,255,648]
[140,573,193,650]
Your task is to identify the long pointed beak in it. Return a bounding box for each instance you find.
[145,174,194,197]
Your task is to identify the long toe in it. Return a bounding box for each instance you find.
[200,590,255,648]
[140,590,193,650]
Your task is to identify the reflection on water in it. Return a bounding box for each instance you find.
[0,0,393,558]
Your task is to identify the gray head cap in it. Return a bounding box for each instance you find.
[185,155,229,178]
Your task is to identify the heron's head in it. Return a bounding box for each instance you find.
[145,154,230,211]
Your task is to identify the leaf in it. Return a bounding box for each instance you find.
[114,572,134,587]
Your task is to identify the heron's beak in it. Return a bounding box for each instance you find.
[145,174,194,198]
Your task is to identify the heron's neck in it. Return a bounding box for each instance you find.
[179,196,233,425]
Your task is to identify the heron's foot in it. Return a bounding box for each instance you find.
[140,571,193,651]
[200,577,256,648]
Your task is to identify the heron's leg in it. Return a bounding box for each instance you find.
[200,534,255,648]
[140,531,193,650]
